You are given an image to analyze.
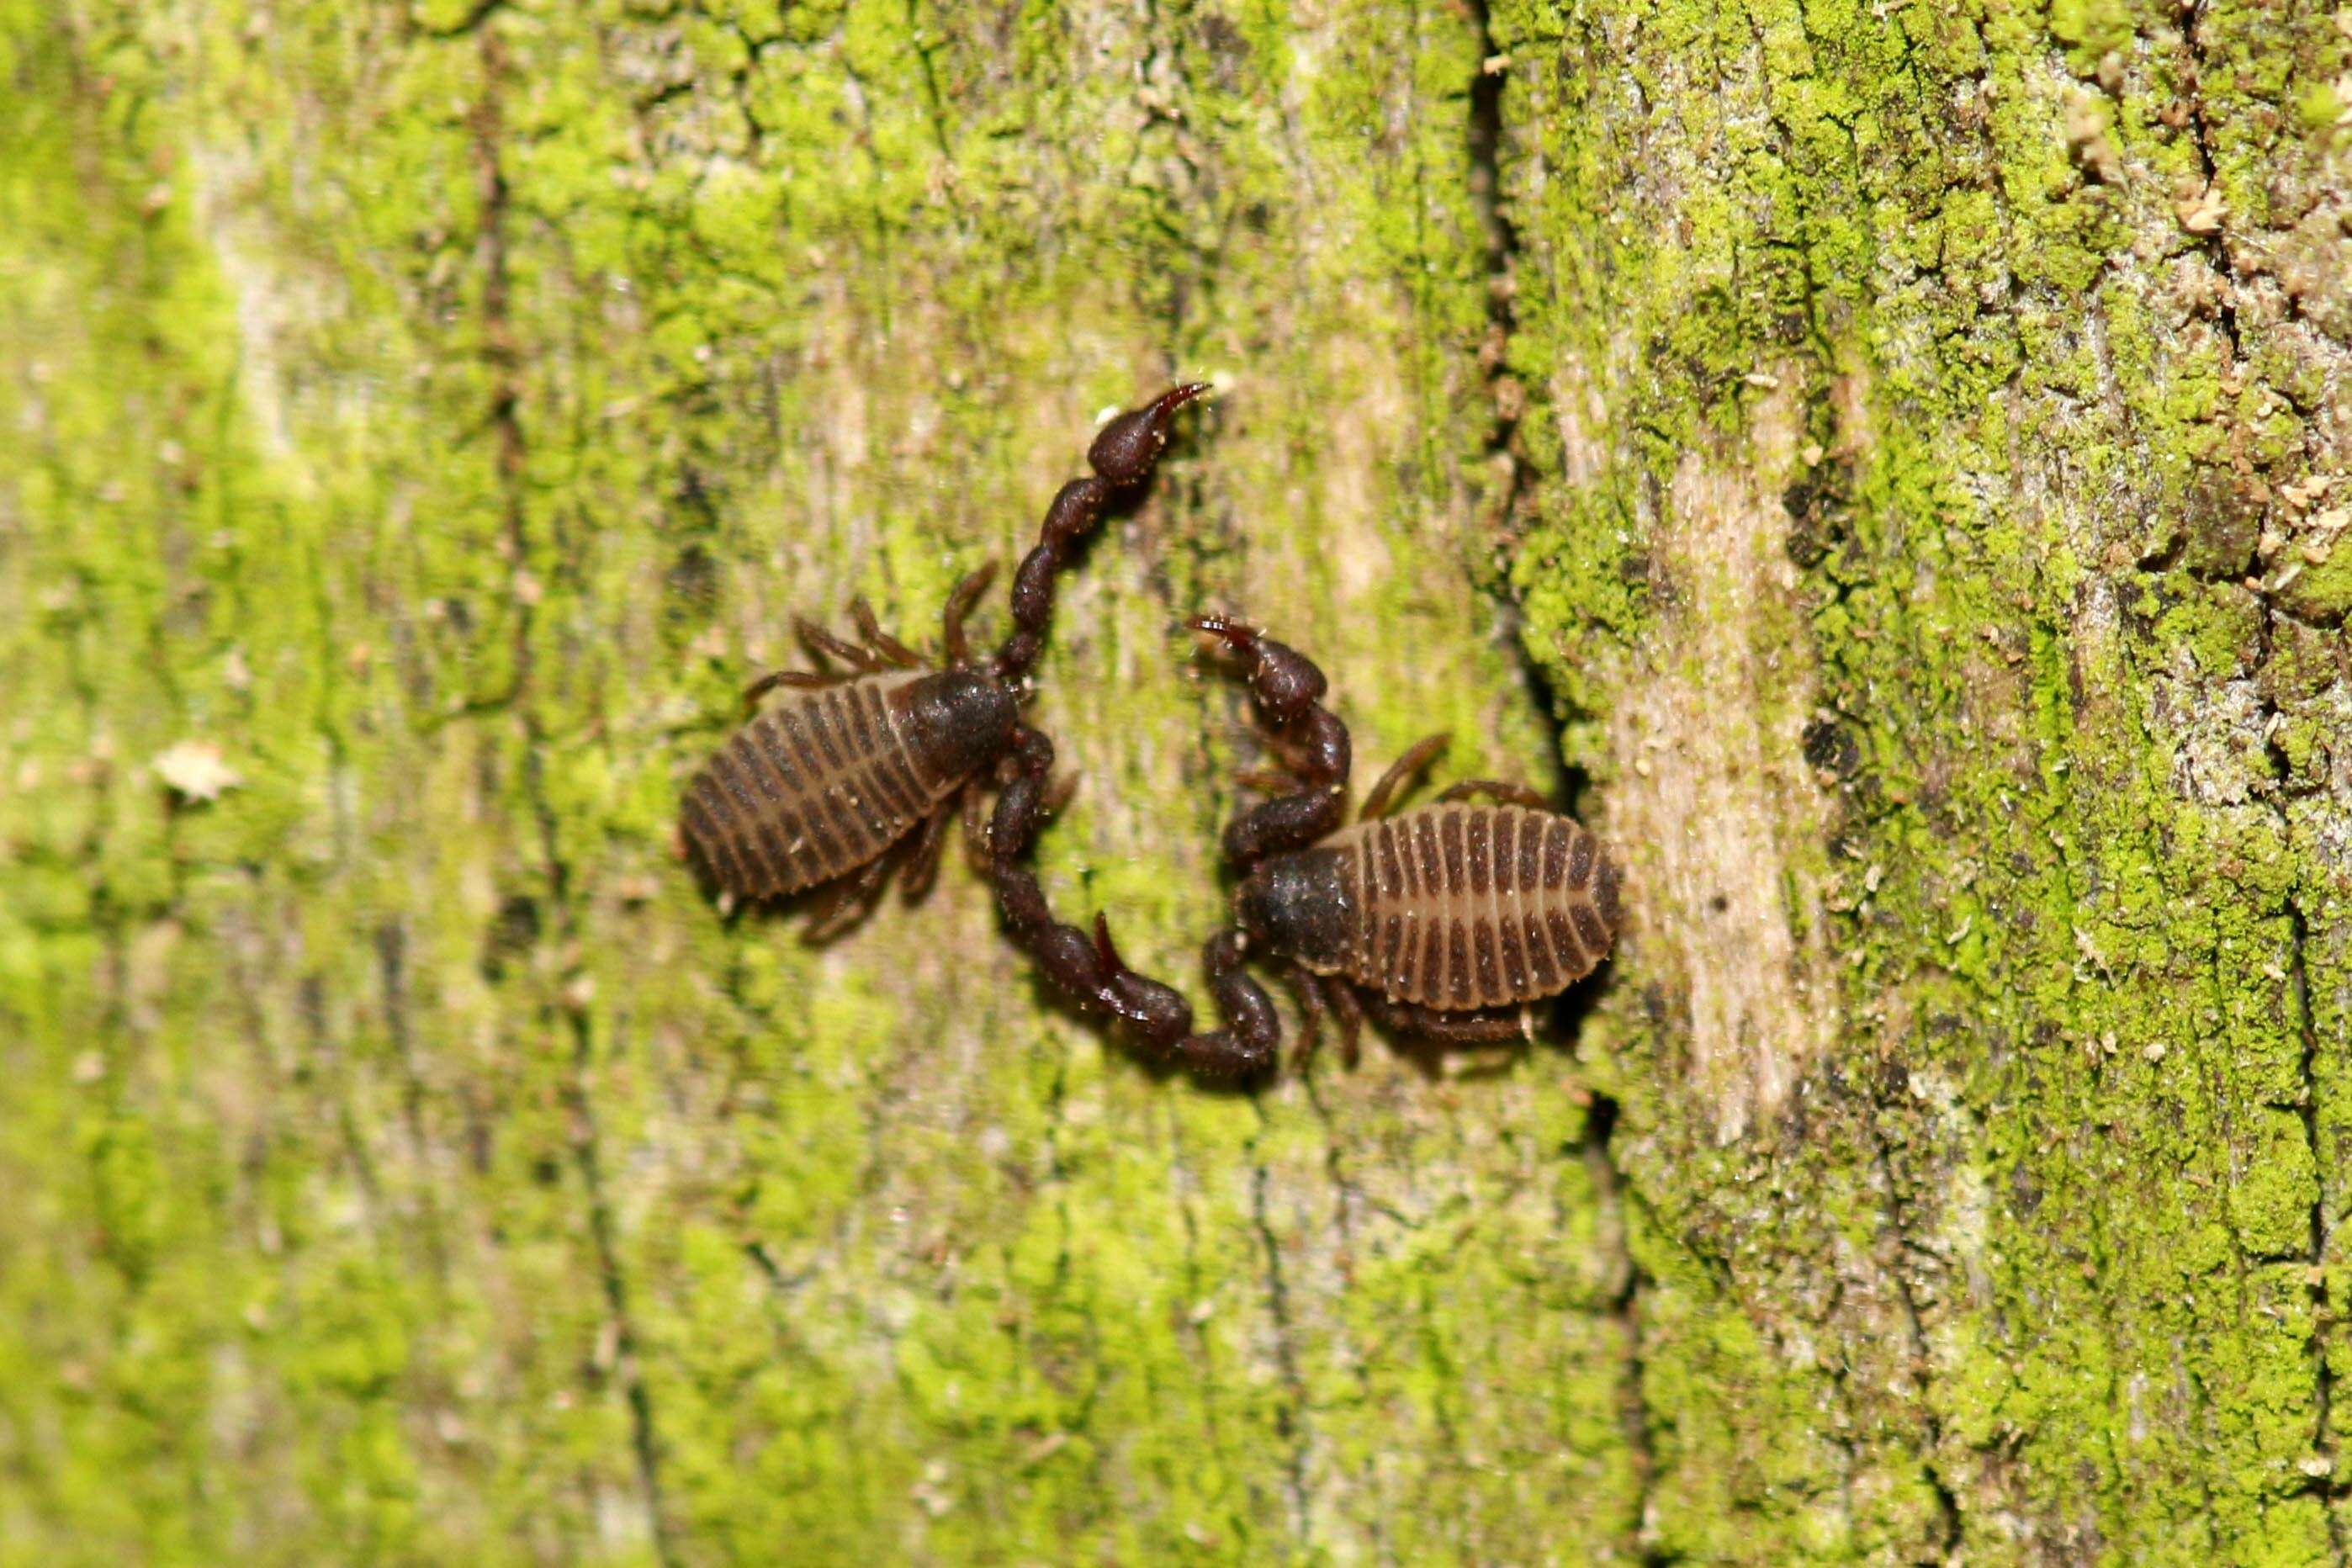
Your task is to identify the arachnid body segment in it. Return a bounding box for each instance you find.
[1250,805,1617,1009]
[681,668,1013,900]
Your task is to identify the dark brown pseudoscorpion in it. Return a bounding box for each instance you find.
[1292,801,1615,1011]
[680,386,1210,914]
[1083,616,1620,1067]
[678,386,1279,1073]
[684,662,998,906]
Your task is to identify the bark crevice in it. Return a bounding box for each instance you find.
[2287,895,2344,1543]
[1249,1157,1316,1545]
[1582,1093,1665,1563]
[474,23,675,1560]
[1867,1132,1963,1557]
[1465,0,1528,540]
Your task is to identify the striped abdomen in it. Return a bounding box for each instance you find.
[681,668,1008,899]
[1321,803,1617,1008]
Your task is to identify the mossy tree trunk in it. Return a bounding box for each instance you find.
[4,0,2349,1562]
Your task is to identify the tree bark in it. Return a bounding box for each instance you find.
[3,0,2348,1562]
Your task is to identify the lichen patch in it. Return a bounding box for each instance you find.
[1608,384,1839,1142]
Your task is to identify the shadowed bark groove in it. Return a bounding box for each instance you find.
[476,19,675,1553]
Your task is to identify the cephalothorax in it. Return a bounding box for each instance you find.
[1183,615,1620,1059]
[680,385,1206,951]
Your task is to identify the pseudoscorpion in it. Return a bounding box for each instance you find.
[1184,615,1619,1061]
[678,385,1275,1065]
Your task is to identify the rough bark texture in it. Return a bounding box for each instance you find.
[3,1,2349,1563]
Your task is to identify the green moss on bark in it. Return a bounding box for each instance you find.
[1492,0,2352,1558]
[6,0,2351,1562]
